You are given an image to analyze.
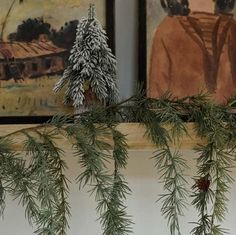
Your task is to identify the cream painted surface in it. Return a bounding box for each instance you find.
[0,150,235,235]
[0,0,106,40]
[189,0,215,12]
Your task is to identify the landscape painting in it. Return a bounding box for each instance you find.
[0,0,109,117]
[142,0,236,104]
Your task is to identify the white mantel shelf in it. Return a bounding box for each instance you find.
[0,123,205,151]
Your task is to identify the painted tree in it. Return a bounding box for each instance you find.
[54,4,118,112]
[8,18,51,42]
[51,20,78,49]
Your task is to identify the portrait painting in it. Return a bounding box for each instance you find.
[140,0,236,104]
[0,0,114,120]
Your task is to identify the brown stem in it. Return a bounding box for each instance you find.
[1,0,17,40]
[72,95,137,118]
[1,123,48,139]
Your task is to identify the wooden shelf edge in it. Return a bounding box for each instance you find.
[0,123,204,151]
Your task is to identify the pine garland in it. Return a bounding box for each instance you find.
[0,93,236,235]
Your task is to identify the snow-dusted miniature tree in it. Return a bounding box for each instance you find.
[54,4,119,111]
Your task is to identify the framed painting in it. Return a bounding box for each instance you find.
[139,0,236,104]
[0,0,115,124]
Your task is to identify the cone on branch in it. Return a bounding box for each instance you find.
[196,177,211,192]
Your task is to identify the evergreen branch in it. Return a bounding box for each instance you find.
[24,132,58,234]
[190,98,236,235]
[0,138,12,218]
[69,123,114,229]
[99,126,133,235]
[191,143,219,235]
[23,130,70,235]
[0,149,40,225]
[134,99,188,235]
[191,146,213,235]
[0,137,40,225]
[155,147,188,235]
[209,149,234,232]
[36,130,71,235]
[70,116,133,235]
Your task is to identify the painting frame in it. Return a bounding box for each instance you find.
[0,0,115,124]
[139,0,236,105]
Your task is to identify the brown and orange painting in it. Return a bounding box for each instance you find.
[145,0,236,104]
[0,0,106,116]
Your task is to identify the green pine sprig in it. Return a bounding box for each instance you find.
[23,129,70,235]
[99,126,133,235]
[188,98,235,235]
[133,96,189,235]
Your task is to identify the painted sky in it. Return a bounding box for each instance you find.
[0,0,106,41]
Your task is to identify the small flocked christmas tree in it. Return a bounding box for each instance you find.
[54,4,119,113]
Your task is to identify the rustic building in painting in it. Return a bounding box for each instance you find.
[0,37,68,81]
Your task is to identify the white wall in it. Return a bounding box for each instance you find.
[116,0,138,99]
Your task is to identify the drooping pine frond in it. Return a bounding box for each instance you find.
[99,127,133,235]
[0,91,236,235]
[0,137,40,226]
[67,117,132,235]
[23,129,70,235]
[132,98,189,235]
[186,98,235,235]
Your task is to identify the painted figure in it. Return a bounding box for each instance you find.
[149,0,236,103]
